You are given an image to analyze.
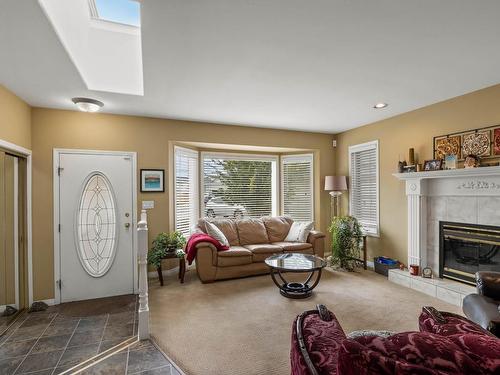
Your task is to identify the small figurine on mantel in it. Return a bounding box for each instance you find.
[397,157,407,173]
[464,154,480,168]
[400,148,418,173]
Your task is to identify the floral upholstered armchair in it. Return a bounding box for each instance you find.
[291,305,500,375]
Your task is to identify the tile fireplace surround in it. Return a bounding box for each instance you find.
[392,166,500,305]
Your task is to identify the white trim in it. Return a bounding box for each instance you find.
[38,298,56,306]
[53,149,138,304]
[0,138,33,306]
[393,165,500,180]
[348,140,380,237]
[13,158,19,310]
[280,153,314,221]
[200,151,279,217]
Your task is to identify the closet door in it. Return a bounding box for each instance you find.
[0,152,19,313]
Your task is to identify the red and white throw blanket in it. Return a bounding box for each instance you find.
[185,233,229,265]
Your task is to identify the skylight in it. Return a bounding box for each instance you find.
[92,0,140,27]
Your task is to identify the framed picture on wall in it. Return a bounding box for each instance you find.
[141,169,165,192]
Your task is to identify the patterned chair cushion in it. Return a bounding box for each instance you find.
[338,332,485,375]
[419,309,493,337]
[291,309,346,375]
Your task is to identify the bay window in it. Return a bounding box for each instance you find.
[173,148,315,236]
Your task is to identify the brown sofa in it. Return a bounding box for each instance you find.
[193,216,325,283]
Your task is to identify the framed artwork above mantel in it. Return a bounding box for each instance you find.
[433,124,500,165]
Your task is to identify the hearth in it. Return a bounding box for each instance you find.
[439,221,500,285]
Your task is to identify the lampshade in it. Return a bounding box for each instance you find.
[324,176,347,191]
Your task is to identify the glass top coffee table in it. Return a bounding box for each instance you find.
[265,253,327,299]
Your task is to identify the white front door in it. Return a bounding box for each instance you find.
[57,151,136,303]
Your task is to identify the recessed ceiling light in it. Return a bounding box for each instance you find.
[373,102,388,109]
[71,97,104,112]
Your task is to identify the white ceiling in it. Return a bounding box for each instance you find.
[1,0,500,134]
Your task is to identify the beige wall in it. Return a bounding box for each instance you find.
[31,108,335,300]
[335,84,500,265]
[0,85,31,149]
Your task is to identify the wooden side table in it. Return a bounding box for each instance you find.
[156,251,186,286]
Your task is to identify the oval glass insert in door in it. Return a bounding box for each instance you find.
[76,172,118,277]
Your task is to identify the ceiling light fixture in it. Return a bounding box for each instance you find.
[71,97,104,112]
[373,102,388,109]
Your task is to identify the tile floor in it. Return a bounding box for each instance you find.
[0,296,181,375]
[78,340,180,375]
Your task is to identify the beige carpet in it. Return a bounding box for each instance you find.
[149,268,462,375]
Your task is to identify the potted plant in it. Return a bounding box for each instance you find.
[328,216,363,271]
[147,231,187,269]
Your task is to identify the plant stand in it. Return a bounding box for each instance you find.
[345,235,367,270]
[156,252,186,286]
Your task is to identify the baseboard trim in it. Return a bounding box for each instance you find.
[37,298,56,306]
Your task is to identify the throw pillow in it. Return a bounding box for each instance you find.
[205,221,229,247]
[284,221,314,243]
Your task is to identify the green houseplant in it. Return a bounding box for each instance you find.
[148,231,187,269]
[328,216,363,271]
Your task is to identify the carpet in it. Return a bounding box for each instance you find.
[149,268,462,375]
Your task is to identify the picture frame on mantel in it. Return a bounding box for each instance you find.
[140,169,165,192]
[423,159,442,171]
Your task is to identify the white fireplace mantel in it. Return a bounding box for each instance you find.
[393,166,500,268]
[393,165,500,181]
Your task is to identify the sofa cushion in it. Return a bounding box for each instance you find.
[262,216,293,242]
[236,218,270,245]
[198,218,240,246]
[272,242,313,252]
[244,244,283,254]
[244,244,283,262]
[217,246,252,267]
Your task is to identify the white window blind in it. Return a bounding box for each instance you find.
[174,147,199,238]
[282,154,314,221]
[349,141,379,236]
[202,153,277,219]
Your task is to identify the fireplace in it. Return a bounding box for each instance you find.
[439,221,500,285]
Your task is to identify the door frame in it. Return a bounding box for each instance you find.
[53,149,138,305]
[0,138,33,306]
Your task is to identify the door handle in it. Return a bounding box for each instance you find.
[125,223,131,229]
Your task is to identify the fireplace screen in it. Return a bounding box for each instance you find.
[440,222,500,285]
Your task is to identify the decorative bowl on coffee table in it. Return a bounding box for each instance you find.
[265,253,326,299]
